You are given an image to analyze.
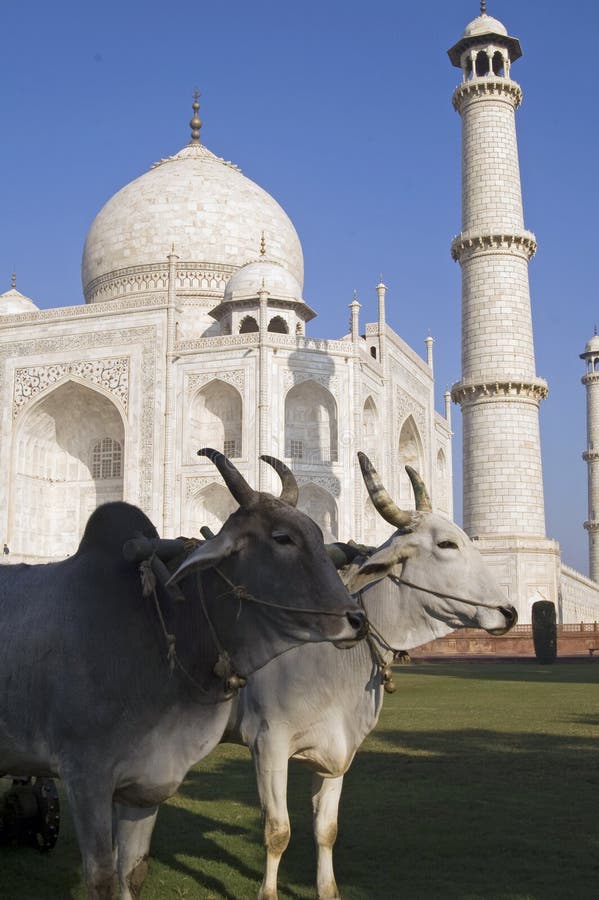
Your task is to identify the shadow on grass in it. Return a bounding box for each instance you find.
[151,724,599,899]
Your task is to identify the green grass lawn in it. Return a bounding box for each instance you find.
[2,661,598,899]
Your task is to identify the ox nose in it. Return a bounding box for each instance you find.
[347,609,369,638]
[499,605,518,628]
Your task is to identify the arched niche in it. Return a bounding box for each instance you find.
[12,380,125,559]
[239,315,258,334]
[285,380,338,465]
[185,483,238,538]
[189,380,242,461]
[297,483,338,542]
[268,315,288,334]
[362,396,379,461]
[398,415,424,507]
[436,448,449,515]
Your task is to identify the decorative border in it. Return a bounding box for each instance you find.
[452,78,522,112]
[13,357,129,417]
[451,378,549,406]
[187,369,245,394]
[451,230,537,262]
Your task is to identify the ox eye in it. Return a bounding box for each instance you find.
[272,531,293,545]
[437,540,459,550]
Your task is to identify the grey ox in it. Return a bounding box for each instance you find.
[0,449,367,900]
[223,452,518,900]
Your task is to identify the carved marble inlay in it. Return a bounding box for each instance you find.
[283,370,340,395]
[185,476,221,499]
[187,369,245,394]
[13,357,129,417]
[395,387,426,439]
[296,475,341,497]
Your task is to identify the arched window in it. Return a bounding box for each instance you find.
[285,381,338,465]
[370,346,377,359]
[475,50,490,76]
[190,380,242,460]
[492,50,505,76]
[92,438,122,479]
[239,316,259,333]
[268,316,289,334]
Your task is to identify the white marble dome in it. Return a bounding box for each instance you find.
[82,141,304,304]
[463,13,508,38]
[224,259,303,303]
[0,287,38,315]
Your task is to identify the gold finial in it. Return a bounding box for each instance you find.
[11,272,16,290]
[260,232,266,257]
[189,89,202,143]
[480,0,487,14]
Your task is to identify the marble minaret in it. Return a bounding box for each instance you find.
[581,332,599,582]
[448,6,560,621]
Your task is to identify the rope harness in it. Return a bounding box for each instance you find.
[138,549,356,700]
[355,565,506,694]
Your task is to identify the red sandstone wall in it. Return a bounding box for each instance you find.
[408,624,599,658]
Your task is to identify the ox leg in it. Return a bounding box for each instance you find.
[114,803,159,900]
[312,773,344,900]
[64,779,117,899]
[253,746,290,900]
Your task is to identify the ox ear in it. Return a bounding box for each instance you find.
[344,539,416,594]
[169,531,237,583]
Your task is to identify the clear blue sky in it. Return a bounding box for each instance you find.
[2,1,597,573]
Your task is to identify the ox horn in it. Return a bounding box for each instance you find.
[260,455,299,506]
[198,448,255,507]
[405,465,432,512]
[358,451,414,529]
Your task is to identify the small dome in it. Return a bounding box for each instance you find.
[224,259,303,303]
[463,13,508,38]
[585,334,599,354]
[0,287,39,315]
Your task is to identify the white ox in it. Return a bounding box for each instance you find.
[223,452,517,900]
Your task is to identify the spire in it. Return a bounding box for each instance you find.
[480,0,487,14]
[189,89,202,143]
[260,232,266,257]
[11,272,16,290]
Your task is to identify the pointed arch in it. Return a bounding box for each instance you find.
[268,315,288,334]
[239,315,259,334]
[362,396,379,462]
[184,483,238,538]
[398,415,425,507]
[436,448,449,515]
[11,380,125,560]
[297,483,338,541]
[189,379,243,461]
[285,380,338,465]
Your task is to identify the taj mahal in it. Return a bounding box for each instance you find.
[1,6,598,624]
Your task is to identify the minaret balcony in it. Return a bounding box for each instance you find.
[451,377,548,407]
[452,77,522,112]
[582,449,599,462]
[451,229,536,262]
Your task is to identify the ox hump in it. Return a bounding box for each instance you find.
[77,501,159,557]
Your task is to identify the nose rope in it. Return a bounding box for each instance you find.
[387,574,509,611]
